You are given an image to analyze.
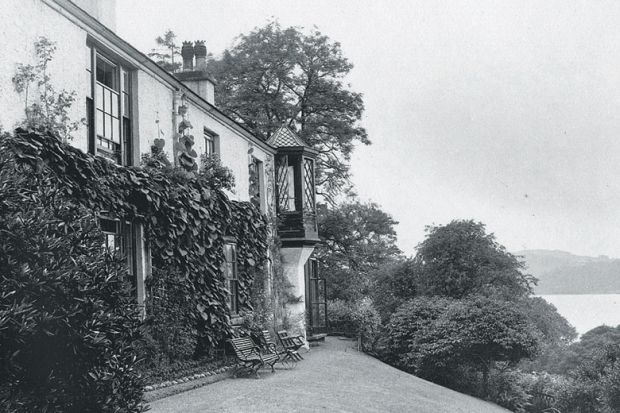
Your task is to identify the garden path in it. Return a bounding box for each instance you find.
[147,337,510,413]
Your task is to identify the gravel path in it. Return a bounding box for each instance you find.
[147,337,510,413]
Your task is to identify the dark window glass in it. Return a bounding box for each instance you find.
[224,243,239,314]
[96,56,118,90]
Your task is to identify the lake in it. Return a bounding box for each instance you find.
[539,294,620,337]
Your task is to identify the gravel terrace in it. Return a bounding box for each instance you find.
[147,337,510,413]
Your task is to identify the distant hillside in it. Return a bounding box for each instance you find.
[515,250,620,294]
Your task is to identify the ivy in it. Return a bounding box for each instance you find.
[3,128,268,349]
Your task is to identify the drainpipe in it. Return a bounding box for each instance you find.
[172,89,181,167]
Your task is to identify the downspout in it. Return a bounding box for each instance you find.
[172,88,181,166]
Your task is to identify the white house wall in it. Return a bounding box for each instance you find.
[0,0,90,154]
[135,71,176,161]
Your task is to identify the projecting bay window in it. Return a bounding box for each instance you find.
[223,242,239,315]
[87,50,132,165]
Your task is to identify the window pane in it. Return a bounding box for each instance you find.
[96,56,117,90]
[96,110,104,136]
[111,92,118,116]
[105,115,112,139]
[103,89,111,112]
[112,117,120,143]
[287,165,296,210]
[96,85,104,110]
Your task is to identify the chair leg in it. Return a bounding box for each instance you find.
[253,363,262,379]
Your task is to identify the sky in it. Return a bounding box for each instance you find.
[117,0,620,258]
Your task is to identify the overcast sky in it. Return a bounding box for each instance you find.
[117,0,620,258]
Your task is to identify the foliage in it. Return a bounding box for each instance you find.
[142,267,197,365]
[148,29,182,72]
[210,21,370,200]
[0,142,144,412]
[12,37,80,141]
[414,220,536,300]
[327,299,381,348]
[138,357,233,386]
[199,153,235,191]
[316,201,401,301]
[517,296,577,346]
[370,259,420,321]
[553,340,620,413]
[384,296,541,392]
[486,369,533,413]
[4,127,268,353]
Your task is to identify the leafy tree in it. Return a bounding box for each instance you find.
[548,325,620,375]
[316,201,401,301]
[148,29,181,72]
[370,259,420,320]
[415,220,536,299]
[518,297,577,346]
[209,22,369,200]
[385,296,541,395]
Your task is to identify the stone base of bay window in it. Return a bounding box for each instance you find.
[280,246,315,342]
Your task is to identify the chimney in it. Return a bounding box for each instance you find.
[194,40,207,70]
[175,40,216,105]
[181,41,194,71]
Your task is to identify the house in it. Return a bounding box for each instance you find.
[0,0,324,337]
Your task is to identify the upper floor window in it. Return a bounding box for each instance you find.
[223,242,239,314]
[87,50,132,165]
[204,127,219,157]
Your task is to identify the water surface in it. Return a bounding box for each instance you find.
[539,294,620,336]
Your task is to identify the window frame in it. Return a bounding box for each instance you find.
[87,47,133,165]
[203,127,219,157]
[249,156,265,212]
[223,241,240,315]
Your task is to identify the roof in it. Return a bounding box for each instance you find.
[266,125,310,148]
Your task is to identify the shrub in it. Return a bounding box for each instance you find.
[384,296,541,389]
[0,149,144,411]
[487,369,532,413]
[142,267,198,366]
[328,298,381,350]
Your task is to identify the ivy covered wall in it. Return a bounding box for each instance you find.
[5,127,268,349]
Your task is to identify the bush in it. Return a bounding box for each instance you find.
[384,296,541,389]
[141,267,198,368]
[487,369,532,413]
[328,298,381,350]
[0,148,144,412]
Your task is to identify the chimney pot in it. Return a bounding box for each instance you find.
[194,40,207,70]
[181,41,194,71]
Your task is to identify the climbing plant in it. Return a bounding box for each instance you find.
[5,127,268,350]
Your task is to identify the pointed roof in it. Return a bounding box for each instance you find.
[267,124,309,148]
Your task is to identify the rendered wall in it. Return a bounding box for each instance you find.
[71,0,117,31]
[0,0,90,153]
[280,246,316,340]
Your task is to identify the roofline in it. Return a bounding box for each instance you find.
[45,0,275,155]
